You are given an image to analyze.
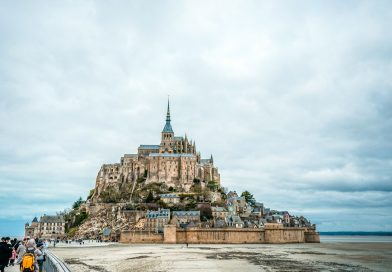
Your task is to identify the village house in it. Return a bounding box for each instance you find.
[144,209,170,233]
[283,212,291,227]
[211,206,228,220]
[251,202,264,218]
[172,211,200,227]
[159,194,180,204]
[226,192,248,216]
[227,215,244,228]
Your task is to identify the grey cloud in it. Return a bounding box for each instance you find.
[1,1,392,232]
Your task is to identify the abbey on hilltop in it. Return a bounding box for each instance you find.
[90,100,220,202]
[26,98,319,244]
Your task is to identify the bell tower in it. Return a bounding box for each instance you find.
[160,98,174,153]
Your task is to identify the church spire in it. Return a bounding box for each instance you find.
[162,97,174,133]
[166,98,171,122]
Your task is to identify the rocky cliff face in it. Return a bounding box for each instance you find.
[74,203,145,240]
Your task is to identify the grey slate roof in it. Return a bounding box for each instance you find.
[162,122,174,133]
[138,145,160,149]
[146,209,170,218]
[149,153,195,158]
[40,215,65,223]
[200,159,212,165]
[172,211,200,217]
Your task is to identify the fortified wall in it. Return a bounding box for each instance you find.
[120,224,320,244]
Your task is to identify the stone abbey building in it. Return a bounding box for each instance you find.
[25,215,66,239]
[90,100,220,202]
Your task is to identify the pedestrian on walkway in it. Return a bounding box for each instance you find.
[36,242,45,272]
[9,247,16,266]
[5,238,12,267]
[0,237,11,272]
[23,238,41,272]
[16,239,26,265]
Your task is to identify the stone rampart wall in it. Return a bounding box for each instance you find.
[304,231,321,243]
[176,228,265,244]
[264,228,305,244]
[120,230,163,243]
[120,225,320,244]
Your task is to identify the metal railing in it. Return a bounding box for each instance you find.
[43,251,71,272]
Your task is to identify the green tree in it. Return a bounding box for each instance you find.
[241,190,256,205]
[74,212,88,226]
[145,191,154,203]
[72,197,84,209]
[67,226,78,237]
[199,206,213,221]
[87,189,95,200]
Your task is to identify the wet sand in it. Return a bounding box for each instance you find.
[51,242,392,272]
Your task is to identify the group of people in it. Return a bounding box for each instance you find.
[0,237,47,272]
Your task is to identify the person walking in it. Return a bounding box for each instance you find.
[9,247,16,266]
[11,239,17,249]
[16,239,26,265]
[0,237,11,272]
[23,239,42,272]
[5,238,12,267]
[36,242,45,272]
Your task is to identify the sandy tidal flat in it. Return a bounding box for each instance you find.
[51,243,392,272]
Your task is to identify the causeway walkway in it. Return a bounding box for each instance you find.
[4,265,19,272]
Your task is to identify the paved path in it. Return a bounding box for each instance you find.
[5,265,45,272]
[4,265,19,272]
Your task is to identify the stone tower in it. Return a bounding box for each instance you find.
[160,99,174,153]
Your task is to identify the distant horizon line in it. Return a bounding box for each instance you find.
[320,231,392,236]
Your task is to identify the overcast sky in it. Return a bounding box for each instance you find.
[1,1,391,236]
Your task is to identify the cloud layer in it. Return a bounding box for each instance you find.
[1,1,391,235]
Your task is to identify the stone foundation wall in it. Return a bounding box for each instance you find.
[164,224,177,244]
[120,225,320,244]
[264,228,306,243]
[176,228,265,244]
[304,231,321,243]
[120,230,163,243]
